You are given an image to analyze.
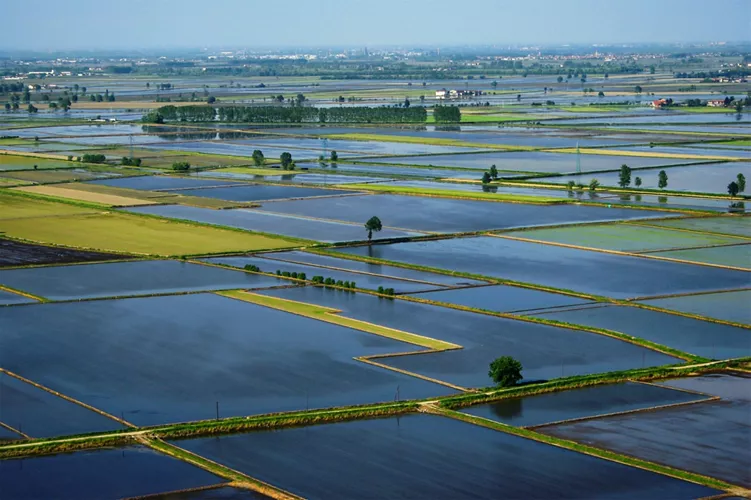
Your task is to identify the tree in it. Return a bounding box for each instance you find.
[598,91,605,98]
[207,96,216,104]
[488,356,523,387]
[330,150,338,162]
[280,152,293,170]
[728,181,740,197]
[634,176,642,187]
[491,80,498,88]
[658,170,668,189]
[489,164,498,180]
[737,173,746,192]
[635,85,643,93]
[252,149,265,167]
[618,164,631,188]
[566,180,575,191]
[481,171,491,184]
[589,178,600,191]
[403,97,410,108]
[364,216,382,242]
[557,76,563,83]
[172,161,191,172]
[27,104,38,113]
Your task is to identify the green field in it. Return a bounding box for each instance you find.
[503,223,744,252]
[0,191,300,256]
[648,244,751,269]
[0,154,78,171]
[638,216,751,238]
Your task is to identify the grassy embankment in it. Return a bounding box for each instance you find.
[218,290,459,351]
[0,190,303,257]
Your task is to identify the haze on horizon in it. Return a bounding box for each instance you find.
[3,0,749,52]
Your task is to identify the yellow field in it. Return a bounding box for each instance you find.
[14,185,159,207]
[0,191,301,256]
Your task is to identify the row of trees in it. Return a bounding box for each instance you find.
[143,105,429,124]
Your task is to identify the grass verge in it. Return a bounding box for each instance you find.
[341,183,566,204]
[218,290,460,350]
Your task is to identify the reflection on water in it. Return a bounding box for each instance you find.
[489,398,523,421]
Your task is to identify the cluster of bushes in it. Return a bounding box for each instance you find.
[172,161,190,172]
[81,154,107,164]
[276,270,307,280]
[244,264,261,272]
[311,276,357,289]
[121,157,142,166]
[145,105,427,124]
[377,286,396,297]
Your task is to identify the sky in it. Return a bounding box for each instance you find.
[3,0,749,51]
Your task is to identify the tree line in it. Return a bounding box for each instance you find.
[143,105,428,124]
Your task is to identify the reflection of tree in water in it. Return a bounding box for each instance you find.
[618,194,631,202]
[482,185,498,193]
[587,191,599,200]
[489,398,523,422]
[658,196,668,204]
[435,126,461,132]
[729,201,746,213]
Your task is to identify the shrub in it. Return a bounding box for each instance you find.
[243,264,261,272]
[172,161,190,172]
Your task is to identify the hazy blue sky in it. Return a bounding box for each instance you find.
[4,0,749,51]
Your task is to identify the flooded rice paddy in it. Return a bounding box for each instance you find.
[462,381,707,427]
[0,260,282,300]
[545,373,751,487]
[259,287,679,387]
[339,237,751,298]
[640,290,751,325]
[0,294,452,425]
[0,446,223,500]
[126,204,424,242]
[533,304,751,359]
[175,413,719,499]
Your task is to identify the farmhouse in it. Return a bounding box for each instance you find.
[707,99,726,107]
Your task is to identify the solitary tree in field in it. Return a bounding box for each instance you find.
[252,149,265,167]
[634,85,643,94]
[280,152,293,170]
[489,356,523,387]
[658,170,668,190]
[489,164,499,180]
[634,176,642,187]
[481,172,492,184]
[618,164,631,188]
[589,178,600,191]
[728,181,740,197]
[365,216,382,243]
[330,150,338,162]
[737,173,746,192]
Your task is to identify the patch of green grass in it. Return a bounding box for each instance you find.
[636,217,751,238]
[648,245,751,269]
[0,154,77,171]
[715,139,751,146]
[219,290,460,350]
[342,183,565,204]
[0,192,300,256]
